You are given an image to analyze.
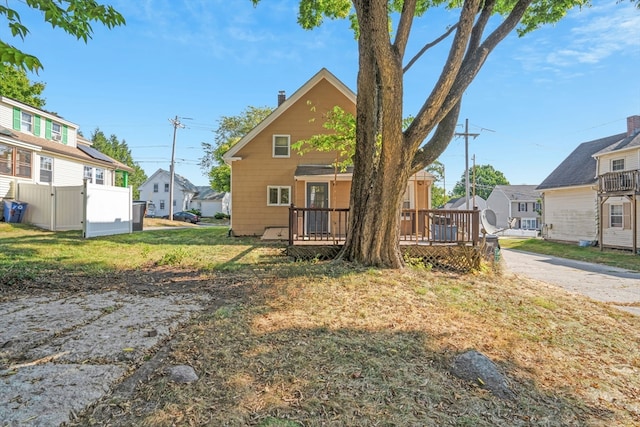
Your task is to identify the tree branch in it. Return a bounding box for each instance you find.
[403,23,458,74]
[394,0,416,59]
[411,100,461,173]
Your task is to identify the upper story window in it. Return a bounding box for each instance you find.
[534,202,541,212]
[40,156,53,183]
[21,112,33,133]
[518,202,528,212]
[153,183,159,192]
[612,159,625,172]
[51,122,62,141]
[273,135,290,158]
[84,166,93,183]
[95,168,105,185]
[0,143,32,178]
[164,183,170,192]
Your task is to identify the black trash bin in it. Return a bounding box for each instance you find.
[3,200,28,223]
[132,200,146,231]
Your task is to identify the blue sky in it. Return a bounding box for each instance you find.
[15,0,640,193]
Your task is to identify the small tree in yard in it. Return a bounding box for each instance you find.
[251,0,599,267]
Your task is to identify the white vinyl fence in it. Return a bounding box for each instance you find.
[16,182,132,238]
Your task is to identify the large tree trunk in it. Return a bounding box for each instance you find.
[339,0,411,268]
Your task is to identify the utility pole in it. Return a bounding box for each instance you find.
[455,118,479,210]
[168,116,191,221]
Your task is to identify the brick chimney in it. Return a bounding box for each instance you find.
[278,90,286,106]
[628,115,640,137]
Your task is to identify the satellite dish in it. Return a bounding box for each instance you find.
[480,208,505,235]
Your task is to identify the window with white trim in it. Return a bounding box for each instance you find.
[40,156,53,183]
[612,159,624,171]
[84,166,93,183]
[160,200,165,210]
[164,183,170,192]
[610,204,623,227]
[21,112,33,133]
[95,168,105,185]
[520,218,538,230]
[0,144,32,178]
[518,202,527,212]
[267,186,290,206]
[51,122,62,141]
[153,183,158,192]
[272,135,290,158]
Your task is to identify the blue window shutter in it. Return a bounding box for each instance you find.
[34,115,41,136]
[45,119,52,139]
[62,125,68,144]
[13,108,21,130]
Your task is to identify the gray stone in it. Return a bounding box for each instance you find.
[450,350,514,399]
[167,365,198,383]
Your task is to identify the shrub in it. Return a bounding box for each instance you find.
[214,212,230,219]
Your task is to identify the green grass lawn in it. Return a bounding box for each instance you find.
[2,223,639,426]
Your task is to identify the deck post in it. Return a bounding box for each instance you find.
[289,204,294,246]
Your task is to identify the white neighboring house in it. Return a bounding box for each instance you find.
[486,185,541,234]
[190,186,229,217]
[537,115,640,251]
[0,96,133,220]
[138,168,198,217]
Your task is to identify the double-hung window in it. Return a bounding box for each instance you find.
[84,166,93,183]
[159,200,166,210]
[51,122,62,141]
[153,183,159,193]
[164,183,170,192]
[273,135,290,158]
[518,202,527,212]
[267,186,290,206]
[612,159,624,172]
[95,168,105,185]
[21,112,33,133]
[40,156,53,183]
[610,205,623,228]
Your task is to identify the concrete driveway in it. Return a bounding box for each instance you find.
[501,249,640,316]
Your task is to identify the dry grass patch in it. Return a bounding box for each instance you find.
[92,262,640,427]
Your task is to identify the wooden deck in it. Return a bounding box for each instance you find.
[286,206,497,271]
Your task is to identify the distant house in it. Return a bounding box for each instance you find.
[442,195,487,211]
[223,68,433,237]
[486,185,541,232]
[190,186,229,217]
[538,115,640,251]
[138,169,198,217]
[1,96,132,199]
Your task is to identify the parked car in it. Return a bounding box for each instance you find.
[162,211,199,223]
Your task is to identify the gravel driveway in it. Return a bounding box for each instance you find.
[501,249,640,316]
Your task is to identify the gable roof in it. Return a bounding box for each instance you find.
[139,168,198,192]
[593,132,640,157]
[223,68,356,162]
[537,133,626,190]
[491,185,540,200]
[193,186,226,201]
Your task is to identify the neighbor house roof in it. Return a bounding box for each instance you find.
[537,133,626,191]
[491,185,540,200]
[0,125,133,172]
[193,186,226,201]
[223,68,357,162]
[139,168,198,192]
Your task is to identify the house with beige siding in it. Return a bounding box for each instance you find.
[537,115,640,252]
[0,96,132,223]
[223,68,433,237]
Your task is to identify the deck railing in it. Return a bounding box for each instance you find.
[288,205,480,246]
[598,170,640,194]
